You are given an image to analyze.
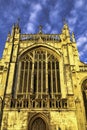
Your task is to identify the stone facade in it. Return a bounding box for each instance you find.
[0,23,87,130]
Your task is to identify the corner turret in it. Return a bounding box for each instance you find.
[62,20,71,43]
[11,19,21,36]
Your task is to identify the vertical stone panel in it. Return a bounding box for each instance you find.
[6,63,15,94]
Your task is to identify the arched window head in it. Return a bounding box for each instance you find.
[82,79,87,120]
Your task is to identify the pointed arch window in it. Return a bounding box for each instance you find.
[16,48,61,99]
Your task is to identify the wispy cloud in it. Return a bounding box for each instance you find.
[76,28,87,62]
[23,3,42,33]
[26,23,35,33]
[74,0,84,8]
[77,36,87,47]
[0,0,87,63]
[43,23,52,33]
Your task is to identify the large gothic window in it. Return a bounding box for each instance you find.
[16,48,60,99]
[82,79,87,120]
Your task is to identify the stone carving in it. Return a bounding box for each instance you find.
[68,96,75,108]
[64,65,73,94]
[4,97,10,108]
[2,114,8,130]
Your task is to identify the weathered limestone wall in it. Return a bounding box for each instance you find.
[50,111,78,130]
[1,111,78,130]
[1,111,28,130]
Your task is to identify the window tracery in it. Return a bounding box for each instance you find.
[16,48,61,99]
[9,48,69,109]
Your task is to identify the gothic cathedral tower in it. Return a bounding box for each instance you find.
[0,22,87,130]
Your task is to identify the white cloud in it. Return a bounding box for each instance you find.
[79,51,84,57]
[76,33,87,62]
[68,0,87,63]
[77,36,87,47]
[74,0,84,8]
[50,30,58,34]
[29,3,42,22]
[84,44,87,51]
[29,13,37,23]
[78,42,87,61]
[23,3,42,33]
[68,17,77,32]
[84,61,87,64]
[70,9,77,16]
[67,6,78,32]
[84,57,87,64]
[26,23,35,33]
[44,23,51,33]
[28,4,42,23]
[31,3,42,13]
[68,17,77,25]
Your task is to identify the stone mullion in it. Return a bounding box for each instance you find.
[51,61,53,98]
[36,56,39,98]
[46,35,47,42]
[31,62,34,93]
[31,52,35,93]
[46,51,48,94]
[34,35,35,41]
[41,60,43,99]
[27,61,30,95]
[22,61,26,94]
[55,61,58,94]
[53,35,54,43]
[16,62,21,95]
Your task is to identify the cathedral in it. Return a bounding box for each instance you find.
[0,22,87,130]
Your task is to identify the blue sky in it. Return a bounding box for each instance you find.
[0,0,87,63]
